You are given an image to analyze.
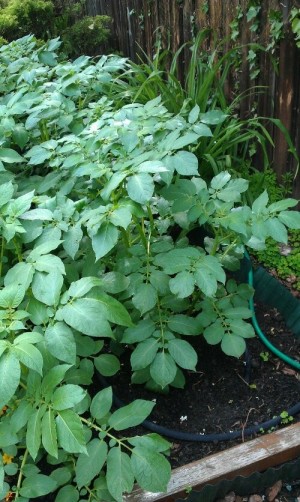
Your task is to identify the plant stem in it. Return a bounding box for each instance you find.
[15,448,29,498]
[0,237,4,278]
[80,417,133,453]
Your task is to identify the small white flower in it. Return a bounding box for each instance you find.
[89,122,99,133]
[180,415,187,423]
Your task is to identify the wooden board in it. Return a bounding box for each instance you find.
[124,422,300,501]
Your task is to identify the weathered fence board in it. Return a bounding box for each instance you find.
[84,0,300,197]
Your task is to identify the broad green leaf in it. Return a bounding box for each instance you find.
[26,407,45,460]
[0,148,24,164]
[52,385,86,411]
[102,271,130,294]
[131,338,159,371]
[12,125,29,149]
[0,352,20,408]
[172,132,200,150]
[58,298,110,337]
[127,173,154,204]
[67,277,102,299]
[34,254,65,275]
[41,364,72,398]
[20,208,53,221]
[131,447,171,492]
[221,333,246,357]
[194,267,217,297]
[42,409,58,458]
[63,225,83,259]
[128,433,170,452]
[229,319,255,338]
[10,401,33,432]
[0,454,3,493]
[28,240,63,259]
[94,293,133,327]
[50,466,72,487]
[154,246,200,274]
[13,332,44,345]
[92,222,119,260]
[171,151,199,176]
[0,341,7,360]
[203,320,224,345]
[252,190,269,214]
[90,387,113,420]
[122,319,156,343]
[14,343,43,375]
[4,262,34,290]
[54,485,79,502]
[200,110,227,125]
[169,271,195,298]
[110,206,132,229]
[217,178,249,202]
[168,315,200,335]
[106,448,134,502]
[0,181,14,208]
[150,352,177,388]
[168,339,197,370]
[132,283,157,314]
[223,307,252,319]
[56,410,87,454]
[45,322,76,364]
[211,171,231,190]
[94,354,120,376]
[188,104,200,124]
[108,400,155,430]
[20,474,57,498]
[265,218,288,243]
[75,439,108,489]
[268,199,298,212]
[32,270,63,306]
[278,210,300,229]
[0,284,25,308]
[7,191,34,217]
[0,423,18,447]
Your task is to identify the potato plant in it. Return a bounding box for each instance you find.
[0,36,299,501]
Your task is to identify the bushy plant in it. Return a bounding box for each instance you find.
[0,0,54,41]
[61,15,112,58]
[0,36,299,500]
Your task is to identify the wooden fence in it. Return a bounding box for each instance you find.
[84,0,300,198]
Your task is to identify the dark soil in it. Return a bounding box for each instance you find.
[111,302,300,469]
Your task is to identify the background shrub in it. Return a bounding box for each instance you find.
[61,15,112,57]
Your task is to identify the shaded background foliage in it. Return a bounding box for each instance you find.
[83,0,300,199]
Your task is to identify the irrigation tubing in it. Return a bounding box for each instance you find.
[98,252,300,442]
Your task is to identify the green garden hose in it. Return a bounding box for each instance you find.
[245,250,300,371]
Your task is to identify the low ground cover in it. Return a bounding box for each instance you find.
[0,36,299,501]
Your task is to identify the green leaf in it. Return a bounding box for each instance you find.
[54,485,79,502]
[45,322,76,364]
[172,132,200,149]
[94,293,133,327]
[67,277,103,299]
[131,446,171,492]
[211,171,231,189]
[41,364,72,398]
[75,439,108,489]
[0,423,18,447]
[92,222,119,260]
[4,262,34,290]
[0,181,14,208]
[63,224,83,259]
[14,343,43,375]
[106,448,134,502]
[14,332,44,345]
[221,333,246,357]
[122,319,156,343]
[150,351,177,388]
[128,433,170,452]
[59,298,111,337]
[200,110,227,125]
[168,339,197,370]
[0,352,20,408]
[108,400,155,430]
[278,210,300,229]
[171,151,199,176]
[94,354,120,376]
[131,338,159,371]
[203,319,224,345]
[0,148,24,164]
[26,407,45,460]
[110,206,132,229]
[168,315,200,335]
[102,271,130,294]
[229,319,255,338]
[52,385,86,411]
[188,104,200,124]
[32,270,63,306]
[252,190,269,214]
[20,208,53,221]
[38,50,57,66]
[90,387,113,420]
[42,409,58,458]
[56,410,87,454]
[265,218,288,243]
[127,173,154,203]
[132,283,157,314]
[10,401,33,432]
[19,474,57,498]
[0,284,25,308]
[12,125,29,149]
[0,454,3,493]
[169,271,195,298]
[194,267,217,297]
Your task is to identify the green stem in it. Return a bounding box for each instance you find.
[15,448,29,499]
[80,417,133,453]
[0,236,5,278]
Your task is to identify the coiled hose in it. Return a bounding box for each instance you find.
[98,252,300,442]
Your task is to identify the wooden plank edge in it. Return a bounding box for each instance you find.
[124,422,300,501]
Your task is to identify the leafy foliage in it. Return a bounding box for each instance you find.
[0,36,299,500]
